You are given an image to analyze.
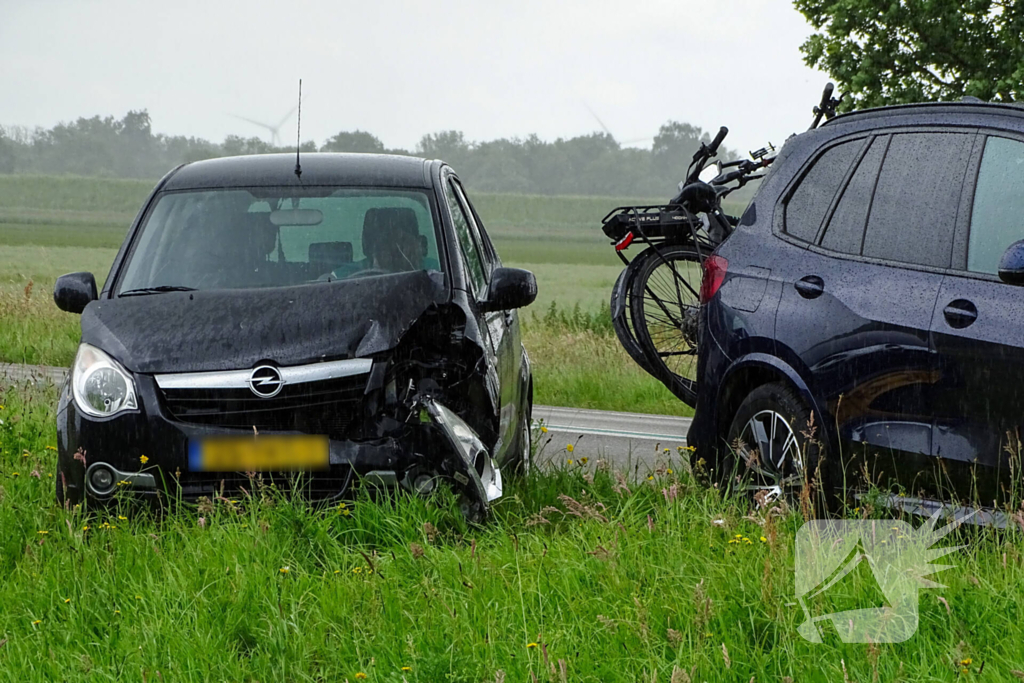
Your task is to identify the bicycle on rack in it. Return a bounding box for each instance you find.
[601,83,841,407]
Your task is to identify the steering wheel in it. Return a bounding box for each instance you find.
[344,267,390,279]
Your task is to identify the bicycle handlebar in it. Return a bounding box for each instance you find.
[708,126,729,155]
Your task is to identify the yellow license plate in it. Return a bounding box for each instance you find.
[189,435,329,472]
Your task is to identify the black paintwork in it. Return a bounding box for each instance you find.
[81,271,446,373]
[56,153,533,505]
[688,102,1024,506]
[53,272,97,314]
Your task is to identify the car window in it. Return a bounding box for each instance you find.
[443,178,488,296]
[453,180,499,268]
[967,136,1024,275]
[783,139,861,242]
[862,132,973,268]
[117,187,443,293]
[820,136,887,254]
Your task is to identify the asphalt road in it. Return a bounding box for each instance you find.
[0,363,691,468]
[532,405,691,472]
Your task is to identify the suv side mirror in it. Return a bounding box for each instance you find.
[998,240,1024,286]
[481,267,537,312]
[54,272,98,314]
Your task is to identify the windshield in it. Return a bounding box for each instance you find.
[116,187,443,294]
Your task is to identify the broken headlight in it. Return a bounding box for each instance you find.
[72,343,138,418]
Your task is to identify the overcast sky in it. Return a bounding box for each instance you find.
[2,0,829,155]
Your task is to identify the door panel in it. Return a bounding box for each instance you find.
[453,180,520,459]
[774,248,943,494]
[929,275,1023,504]
[929,135,1024,505]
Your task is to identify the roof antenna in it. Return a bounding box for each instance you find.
[294,79,303,178]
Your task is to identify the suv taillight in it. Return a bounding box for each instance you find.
[699,255,728,303]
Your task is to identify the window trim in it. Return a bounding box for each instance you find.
[441,173,489,298]
[776,133,870,245]
[778,126,979,274]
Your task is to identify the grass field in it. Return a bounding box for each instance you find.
[0,174,718,415]
[0,381,1021,681]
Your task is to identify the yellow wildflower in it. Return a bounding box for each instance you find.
[647,475,654,480]
[355,674,367,680]
[118,516,127,521]
[580,457,589,465]
[401,666,412,672]
[663,448,670,453]
[135,596,142,600]
[667,468,673,474]
[527,642,539,649]
[11,473,18,477]
[140,455,149,465]
[279,567,290,575]
[45,446,56,451]
[961,658,972,666]
[760,536,767,543]
[114,610,121,615]
[352,566,363,574]
[566,443,574,453]
[82,525,90,531]
[64,599,71,604]
[334,570,341,575]
[567,459,573,465]
[37,530,48,535]
[540,426,548,433]
[31,619,41,625]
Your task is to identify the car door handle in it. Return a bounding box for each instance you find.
[943,299,978,329]
[794,275,824,299]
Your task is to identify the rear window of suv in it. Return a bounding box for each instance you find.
[783,139,861,242]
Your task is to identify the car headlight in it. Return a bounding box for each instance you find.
[72,343,138,418]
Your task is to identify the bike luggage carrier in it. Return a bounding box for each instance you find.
[601,205,702,246]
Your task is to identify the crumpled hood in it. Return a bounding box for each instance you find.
[80,271,449,374]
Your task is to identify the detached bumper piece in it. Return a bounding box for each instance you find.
[419,397,502,520]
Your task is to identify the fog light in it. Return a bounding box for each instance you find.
[90,466,114,493]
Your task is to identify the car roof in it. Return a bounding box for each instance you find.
[825,100,1024,128]
[162,153,437,191]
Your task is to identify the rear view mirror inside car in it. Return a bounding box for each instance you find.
[270,209,323,227]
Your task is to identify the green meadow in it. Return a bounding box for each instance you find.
[0,380,1020,681]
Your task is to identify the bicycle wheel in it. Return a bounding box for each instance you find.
[610,262,657,377]
[629,243,704,406]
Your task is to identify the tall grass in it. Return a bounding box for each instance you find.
[0,382,1021,681]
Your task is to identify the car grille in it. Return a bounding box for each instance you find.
[160,375,369,439]
[176,467,354,502]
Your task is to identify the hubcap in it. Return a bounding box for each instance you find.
[735,409,804,493]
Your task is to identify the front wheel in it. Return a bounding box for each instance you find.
[722,382,831,512]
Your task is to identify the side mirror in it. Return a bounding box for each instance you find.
[998,240,1024,286]
[54,272,98,314]
[481,267,537,312]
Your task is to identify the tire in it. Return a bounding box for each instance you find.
[611,265,658,377]
[721,382,831,513]
[506,397,532,477]
[629,243,704,406]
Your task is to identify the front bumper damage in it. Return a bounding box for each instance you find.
[60,384,503,519]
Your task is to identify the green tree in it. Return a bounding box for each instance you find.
[320,130,385,153]
[795,0,1023,108]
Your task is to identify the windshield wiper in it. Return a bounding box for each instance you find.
[119,285,197,297]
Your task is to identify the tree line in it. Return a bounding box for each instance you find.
[0,111,735,197]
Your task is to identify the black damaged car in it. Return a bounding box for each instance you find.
[52,153,536,518]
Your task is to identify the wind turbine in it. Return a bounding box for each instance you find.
[229,105,298,146]
[583,102,654,147]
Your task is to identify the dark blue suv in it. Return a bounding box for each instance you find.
[688,102,1024,510]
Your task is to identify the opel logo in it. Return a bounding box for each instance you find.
[248,365,284,398]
